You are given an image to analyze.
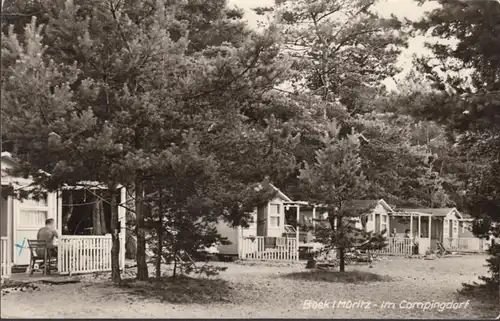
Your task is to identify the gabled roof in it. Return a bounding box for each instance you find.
[282,198,394,211]
[254,182,293,203]
[399,207,463,219]
[269,184,292,202]
[347,199,394,213]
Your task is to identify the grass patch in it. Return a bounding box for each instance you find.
[282,270,392,283]
[119,275,234,304]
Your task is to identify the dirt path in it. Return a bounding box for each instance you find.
[1,255,496,318]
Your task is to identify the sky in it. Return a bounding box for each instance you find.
[228,0,442,88]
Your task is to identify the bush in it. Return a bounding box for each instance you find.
[460,243,499,300]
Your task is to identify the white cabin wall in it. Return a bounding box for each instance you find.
[216,220,239,255]
[267,196,286,237]
[445,212,460,239]
[363,203,389,233]
[241,210,258,237]
[216,211,257,255]
[0,194,7,237]
[365,212,375,232]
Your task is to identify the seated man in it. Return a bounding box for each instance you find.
[37,218,59,258]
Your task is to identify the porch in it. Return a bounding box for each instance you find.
[376,237,414,256]
[0,182,127,279]
[376,210,433,256]
[1,234,125,279]
[58,234,125,275]
[230,199,307,262]
[239,236,298,260]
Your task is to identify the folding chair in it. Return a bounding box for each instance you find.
[436,241,452,255]
[27,240,57,275]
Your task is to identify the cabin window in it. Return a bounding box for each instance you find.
[18,194,50,228]
[453,220,458,234]
[368,214,373,222]
[381,215,388,232]
[19,210,48,227]
[269,204,280,227]
[270,216,280,227]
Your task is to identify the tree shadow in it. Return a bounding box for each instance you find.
[119,275,235,304]
[282,270,393,283]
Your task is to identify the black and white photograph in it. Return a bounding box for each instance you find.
[0,0,499,318]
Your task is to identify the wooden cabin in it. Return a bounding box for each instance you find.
[0,152,126,279]
[216,184,299,261]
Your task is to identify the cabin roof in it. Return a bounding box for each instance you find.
[347,199,394,212]
[269,184,292,202]
[398,207,462,218]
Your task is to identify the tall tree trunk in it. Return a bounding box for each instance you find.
[92,194,103,235]
[135,180,149,280]
[339,247,345,272]
[173,248,178,278]
[100,196,107,234]
[63,191,74,234]
[155,191,163,280]
[109,186,121,284]
[339,215,345,272]
[498,266,500,304]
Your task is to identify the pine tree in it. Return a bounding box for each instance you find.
[256,0,407,114]
[2,0,304,283]
[412,0,500,296]
[2,0,195,282]
[298,123,378,272]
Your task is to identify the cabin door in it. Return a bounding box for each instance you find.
[256,206,266,236]
[13,192,56,265]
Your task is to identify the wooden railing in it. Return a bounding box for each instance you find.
[240,236,298,261]
[1,237,10,279]
[443,237,485,253]
[375,237,413,256]
[58,235,124,275]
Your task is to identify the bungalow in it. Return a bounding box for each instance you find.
[455,213,492,252]
[389,207,488,253]
[391,208,461,252]
[293,199,393,235]
[294,199,437,256]
[216,184,301,261]
[353,199,393,233]
[0,152,126,279]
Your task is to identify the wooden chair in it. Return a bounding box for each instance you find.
[27,240,57,275]
[436,241,452,255]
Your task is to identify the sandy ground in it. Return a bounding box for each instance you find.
[1,255,497,319]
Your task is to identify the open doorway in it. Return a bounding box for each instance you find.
[61,189,121,236]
